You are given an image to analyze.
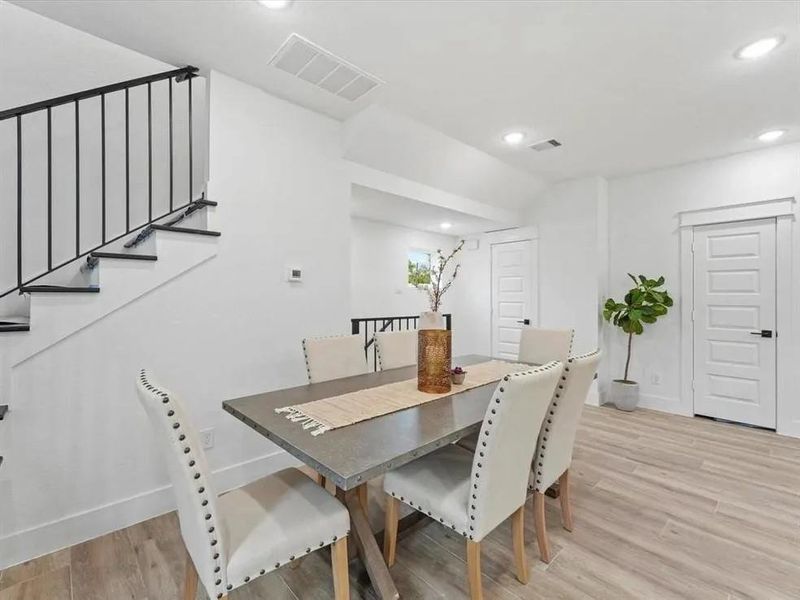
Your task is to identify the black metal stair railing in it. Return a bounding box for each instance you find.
[351,313,452,371]
[0,65,208,300]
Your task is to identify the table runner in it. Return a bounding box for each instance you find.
[275,360,531,436]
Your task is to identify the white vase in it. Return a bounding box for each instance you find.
[610,379,639,411]
[419,311,445,330]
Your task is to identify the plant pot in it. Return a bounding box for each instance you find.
[610,379,639,411]
[418,329,452,393]
[451,372,466,385]
[419,311,445,330]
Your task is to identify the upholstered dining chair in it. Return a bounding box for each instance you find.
[302,334,369,384]
[136,370,351,600]
[374,329,417,370]
[518,327,574,365]
[531,349,601,563]
[382,362,562,600]
[456,327,574,454]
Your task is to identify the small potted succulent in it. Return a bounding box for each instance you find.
[451,366,467,385]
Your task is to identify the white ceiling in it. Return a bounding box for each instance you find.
[14,0,800,181]
[351,185,509,236]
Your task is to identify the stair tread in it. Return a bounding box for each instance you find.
[151,224,221,237]
[21,285,100,293]
[0,323,30,332]
[90,251,158,261]
[0,405,7,420]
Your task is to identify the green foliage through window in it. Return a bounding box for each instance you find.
[408,250,431,286]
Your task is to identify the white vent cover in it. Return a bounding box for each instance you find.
[269,34,383,102]
[529,138,562,152]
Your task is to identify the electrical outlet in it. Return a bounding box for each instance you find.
[200,428,215,450]
[650,373,662,385]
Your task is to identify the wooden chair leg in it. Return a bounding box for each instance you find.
[331,536,350,600]
[533,491,551,563]
[466,540,483,600]
[511,505,529,584]
[183,555,198,600]
[559,470,573,532]
[383,494,399,567]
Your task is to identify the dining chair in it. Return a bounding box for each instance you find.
[531,349,601,563]
[518,327,574,365]
[302,334,369,383]
[136,370,351,600]
[456,327,574,454]
[382,362,562,600]
[374,329,417,370]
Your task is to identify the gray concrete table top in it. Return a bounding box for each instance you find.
[223,354,515,490]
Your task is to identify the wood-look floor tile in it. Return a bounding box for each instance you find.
[70,529,148,600]
[0,566,71,600]
[0,549,71,592]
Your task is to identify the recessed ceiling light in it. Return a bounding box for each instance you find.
[440,222,453,230]
[735,36,782,60]
[502,131,525,146]
[757,129,786,142]
[259,0,292,9]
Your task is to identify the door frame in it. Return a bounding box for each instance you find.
[487,227,539,359]
[679,198,794,432]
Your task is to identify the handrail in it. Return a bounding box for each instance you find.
[0,66,197,121]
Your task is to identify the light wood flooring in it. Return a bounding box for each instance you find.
[3,405,800,599]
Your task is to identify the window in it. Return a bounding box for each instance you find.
[408,249,431,286]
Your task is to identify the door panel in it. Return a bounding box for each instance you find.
[491,240,536,359]
[693,218,776,428]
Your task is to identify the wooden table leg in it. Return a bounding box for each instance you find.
[337,486,399,600]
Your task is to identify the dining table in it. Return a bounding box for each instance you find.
[222,354,517,600]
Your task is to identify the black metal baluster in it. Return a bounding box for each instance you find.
[16,115,22,290]
[100,94,106,244]
[169,77,173,211]
[47,107,52,270]
[363,323,369,361]
[373,321,377,370]
[147,82,152,222]
[74,100,80,256]
[188,75,193,203]
[125,88,130,232]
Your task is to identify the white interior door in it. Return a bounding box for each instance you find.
[693,218,777,428]
[491,239,537,359]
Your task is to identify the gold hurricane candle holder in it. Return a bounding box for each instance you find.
[417,329,452,393]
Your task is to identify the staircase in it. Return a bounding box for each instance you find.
[0,65,221,420]
[0,65,219,333]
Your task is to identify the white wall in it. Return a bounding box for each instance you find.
[607,143,800,417]
[0,70,351,569]
[350,217,458,319]
[527,177,606,356]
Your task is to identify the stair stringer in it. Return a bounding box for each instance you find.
[0,231,219,405]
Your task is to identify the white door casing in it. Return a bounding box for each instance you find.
[491,239,537,359]
[692,218,777,428]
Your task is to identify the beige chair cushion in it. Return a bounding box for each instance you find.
[518,327,574,365]
[375,330,417,370]
[221,469,350,587]
[302,334,369,383]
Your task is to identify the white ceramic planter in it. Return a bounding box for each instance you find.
[419,311,445,330]
[610,380,639,411]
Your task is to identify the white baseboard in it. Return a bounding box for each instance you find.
[0,450,299,570]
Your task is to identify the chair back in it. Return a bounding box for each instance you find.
[518,327,574,365]
[375,330,417,370]
[468,362,561,540]
[532,350,602,492]
[302,335,369,383]
[136,370,228,596]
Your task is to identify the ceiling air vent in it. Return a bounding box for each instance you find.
[269,33,383,102]
[529,138,562,152]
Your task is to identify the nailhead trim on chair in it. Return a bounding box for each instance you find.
[139,370,227,598]
[385,363,562,542]
[531,349,600,492]
[468,362,561,540]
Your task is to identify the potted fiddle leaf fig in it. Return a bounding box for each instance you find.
[603,274,673,411]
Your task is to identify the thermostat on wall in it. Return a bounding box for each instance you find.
[286,267,303,282]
